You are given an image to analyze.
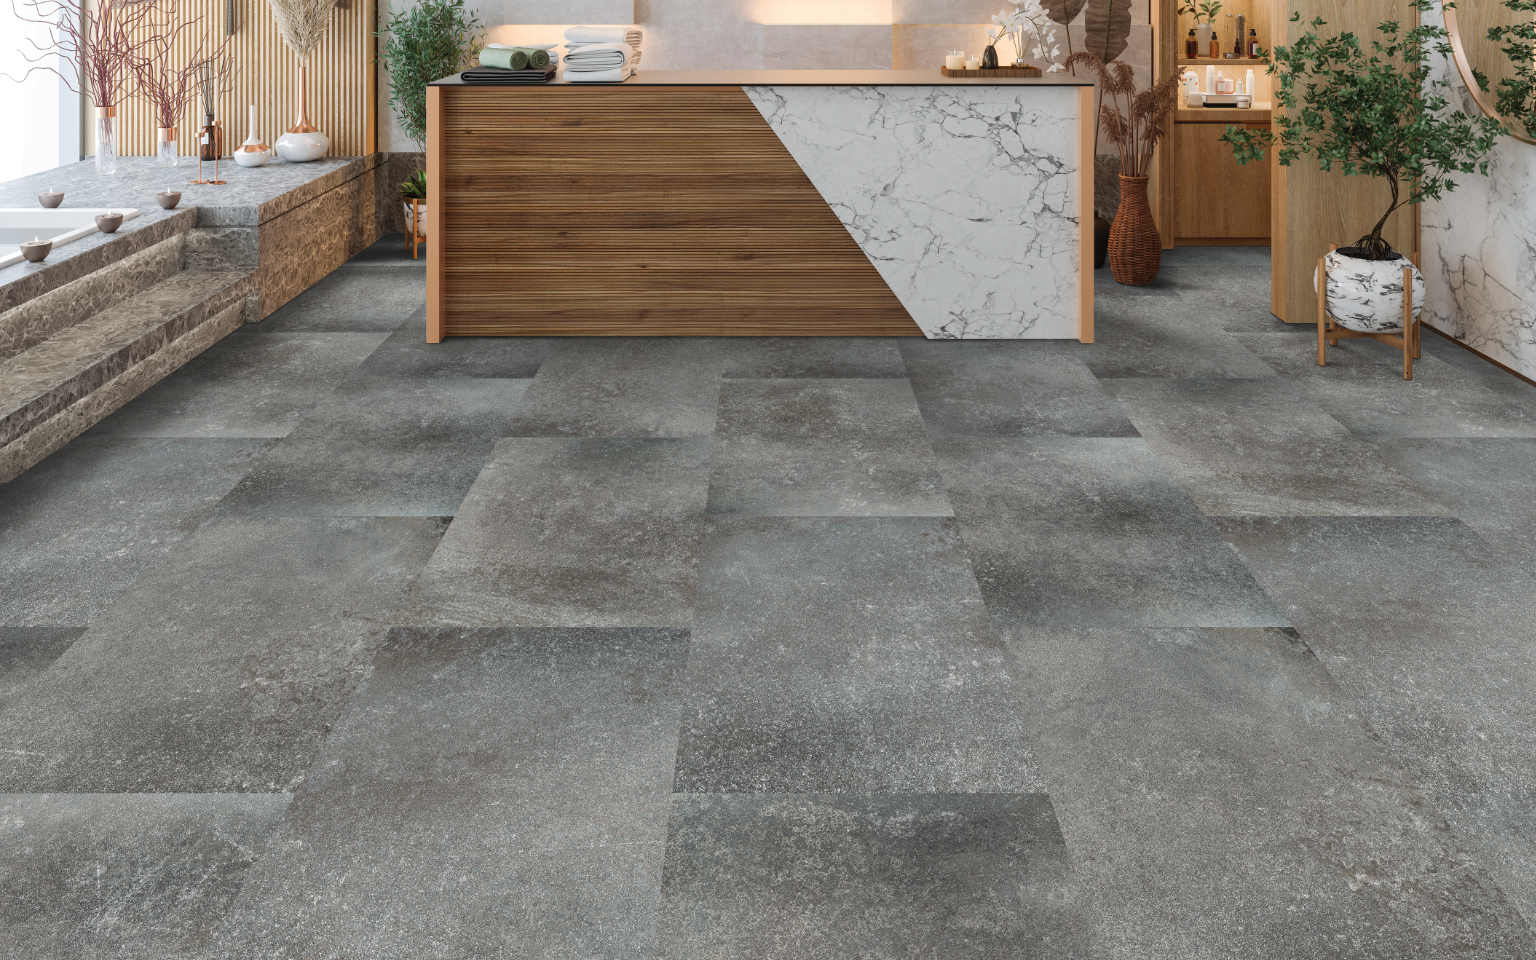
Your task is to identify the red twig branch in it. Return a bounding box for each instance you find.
[132,3,231,129]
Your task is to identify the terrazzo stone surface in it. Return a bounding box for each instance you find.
[6,241,1536,955]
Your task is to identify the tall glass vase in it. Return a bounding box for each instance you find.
[95,107,117,175]
[157,127,178,167]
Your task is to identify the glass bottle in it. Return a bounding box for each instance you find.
[1249,30,1260,57]
[1186,29,1197,59]
[95,106,117,176]
[199,114,218,161]
[1209,32,1219,59]
[156,127,177,167]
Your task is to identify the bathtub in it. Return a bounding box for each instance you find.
[0,207,143,269]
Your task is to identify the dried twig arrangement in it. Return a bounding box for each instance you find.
[133,3,232,129]
[1065,52,1179,178]
[268,0,336,62]
[7,0,154,108]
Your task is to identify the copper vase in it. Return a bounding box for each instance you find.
[1108,175,1162,285]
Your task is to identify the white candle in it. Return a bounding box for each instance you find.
[946,53,965,70]
[966,57,980,69]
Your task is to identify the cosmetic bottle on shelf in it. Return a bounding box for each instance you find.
[1186,29,1198,58]
[1235,15,1245,55]
[1209,32,1219,59]
[1249,30,1260,57]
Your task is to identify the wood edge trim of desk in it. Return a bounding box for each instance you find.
[1078,85,1094,344]
[426,85,444,343]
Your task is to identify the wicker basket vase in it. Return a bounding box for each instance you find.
[1109,175,1162,285]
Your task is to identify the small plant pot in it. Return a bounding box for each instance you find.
[38,192,63,209]
[404,201,428,239]
[95,213,124,234]
[20,240,52,263]
[156,191,181,210]
[1315,247,1425,332]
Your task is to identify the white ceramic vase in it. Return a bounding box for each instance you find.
[404,201,428,239]
[276,130,329,163]
[234,105,271,168]
[1315,249,1425,333]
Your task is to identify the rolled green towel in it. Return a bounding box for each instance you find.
[528,48,550,69]
[479,46,538,70]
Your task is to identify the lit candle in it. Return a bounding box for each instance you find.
[946,51,965,70]
[966,57,980,69]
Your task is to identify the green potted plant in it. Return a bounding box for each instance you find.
[377,0,483,238]
[1222,0,1500,331]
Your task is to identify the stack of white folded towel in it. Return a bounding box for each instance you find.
[563,26,643,83]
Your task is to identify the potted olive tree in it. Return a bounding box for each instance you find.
[1222,0,1500,331]
[377,0,482,239]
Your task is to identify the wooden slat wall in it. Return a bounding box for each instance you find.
[432,85,923,338]
[117,0,375,159]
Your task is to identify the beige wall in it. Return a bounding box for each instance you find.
[377,0,1154,153]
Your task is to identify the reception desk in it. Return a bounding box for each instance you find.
[425,70,1094,341]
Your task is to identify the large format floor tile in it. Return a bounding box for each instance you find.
[1087,296,1279,379]
[214,375,529,517]
[1238,333,1536,437]
[899,338,1139,438]
[0,793,290,960]
[506,339,723,438]
[0,516,447,793]
[84,331,389,438]
[0,436,272,626]
[409,437,711,627]
[254,268,426,332]
[706,378,952,517]
[655,793,1086,959]
[357,309,561,379]
[1216,516,1536,924]
[720,336,908,378]
[0,627,84,705]
[936,436,1287,630]
[1104,377,1446,516]
[211,627,688,960]
[1009,626,1536,959]
[676,517,1043,794]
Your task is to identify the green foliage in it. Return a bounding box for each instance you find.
[1177,0,1222,24]
[399,169,427,200]
[378,0,483,151]
[1221,0,1502,259]
[1485,0,1536,138]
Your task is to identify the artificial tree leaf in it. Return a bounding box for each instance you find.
[1084,0,1134,64]
[1043,0,1089,27]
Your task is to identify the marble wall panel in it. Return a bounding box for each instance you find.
[1420,5,1536,383]
[0,234,185,365]
[255,173,379,319]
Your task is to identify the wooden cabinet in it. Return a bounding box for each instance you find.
[1172,120,1271,243]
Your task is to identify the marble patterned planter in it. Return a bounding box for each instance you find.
[1316,248,1425,333]
[404,201,427,240]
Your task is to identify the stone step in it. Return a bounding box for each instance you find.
[0,269,256,478]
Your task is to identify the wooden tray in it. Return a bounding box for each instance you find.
[941,65,1042,78]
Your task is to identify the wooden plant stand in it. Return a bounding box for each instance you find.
[1316,243,1421,381]
[406,198,425,260]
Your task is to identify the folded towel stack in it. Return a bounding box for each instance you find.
[467,44,557,83]
[563,26,643,83]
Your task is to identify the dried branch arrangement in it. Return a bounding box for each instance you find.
[1064,52,1179,178]
[133,2,233,129]
[7,0,154,107]
[268,0,337,62]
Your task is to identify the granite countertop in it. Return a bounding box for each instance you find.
[433,69,1095,87]
[0,155,382,309]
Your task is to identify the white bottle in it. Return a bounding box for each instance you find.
[1246,69,1256,98]
[1205,64,1216,94]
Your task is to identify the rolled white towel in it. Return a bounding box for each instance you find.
[564,64,634,83]
[564,25,642,44]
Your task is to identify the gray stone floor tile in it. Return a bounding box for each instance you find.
[0,792,290,960]
[1367,438,1536,533]
[210,626,686,960]
[409,437,711,628]
[84,331,388,438]
[1421,327,1536,405]
[1006,626,1536,960]
[675,517,1044,794]
[1152,265,1297,334]
[0,516,448,793]
[1159,245,1273,267]
[719,336,909,378]
[936,436,1288,629]
[1216,516,1536,924]
[214,376,529,517]
[0,436,274,626]
[1089,297,1280,378]
[899,338,1140,438]
[1104,377,1447,516]
[357,308,560,379]
[706,379,952,517]
[0,627,84,705]
[655,793,1087,959]
[1238,333,1536,437]
[253,268,426,332]
[337,232,429,268]
[506,339,723,438]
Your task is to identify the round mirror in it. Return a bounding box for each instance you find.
[1444,0,1536,143]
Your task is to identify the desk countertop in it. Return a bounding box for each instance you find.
[432,69,1094,88]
